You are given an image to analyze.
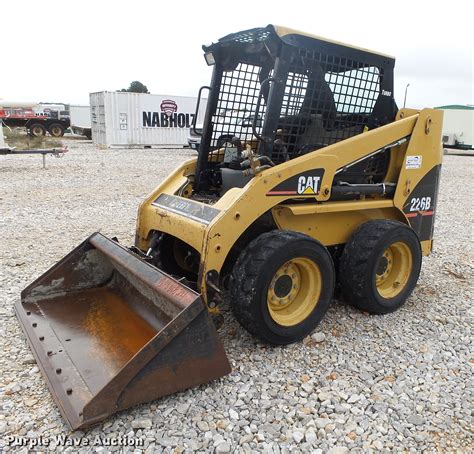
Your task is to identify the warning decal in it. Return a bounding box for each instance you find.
[406,155,422,169]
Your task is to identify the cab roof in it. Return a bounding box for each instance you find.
[273,25,395,60]
[206,25,395,65]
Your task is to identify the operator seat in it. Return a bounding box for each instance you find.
[275,64,338,160]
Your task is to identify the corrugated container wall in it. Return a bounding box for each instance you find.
[440,108,474,148]
[90,92,207,148]
[70,105,92,129]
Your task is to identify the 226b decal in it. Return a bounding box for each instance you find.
[409,196,432,212]
[267,169,325,197]
[403,165,441,241]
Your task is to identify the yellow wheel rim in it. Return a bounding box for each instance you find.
[375,242,412,298]
[51,127,61,136]
[267,257,321,327]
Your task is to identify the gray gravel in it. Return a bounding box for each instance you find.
[1,138,473,452]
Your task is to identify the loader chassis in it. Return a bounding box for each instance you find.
[136,26,442,313]
[16,25,443,430]
[137,108,442,293]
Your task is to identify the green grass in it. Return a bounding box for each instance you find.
[2,127,64,150]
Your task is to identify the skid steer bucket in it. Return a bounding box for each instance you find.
[15,233,231,430]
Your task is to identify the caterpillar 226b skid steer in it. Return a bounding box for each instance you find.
[16,25,443,429]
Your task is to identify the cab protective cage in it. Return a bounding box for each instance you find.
[195,24,398,191]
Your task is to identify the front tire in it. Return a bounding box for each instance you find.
[153,233,199,281]
[229,231,335,345]
[339,220,422,314]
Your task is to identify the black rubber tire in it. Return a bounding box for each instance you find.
[48,123,65,137]
[229,230,335,345]
[339,220,422,314]
[28,123,46,137]
[153,234,198,281]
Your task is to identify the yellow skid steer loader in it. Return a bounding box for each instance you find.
[15,25,443,429]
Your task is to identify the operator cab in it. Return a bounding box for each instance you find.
[193,25,398,193]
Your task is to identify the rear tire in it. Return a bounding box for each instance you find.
[229,230,335,345]
[48,123,65,137]
[339,220,422,314]
[28,123,46,137]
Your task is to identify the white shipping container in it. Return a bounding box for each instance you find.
[90,91,207,148]
[437,105,474,149]
[70,105,91,129]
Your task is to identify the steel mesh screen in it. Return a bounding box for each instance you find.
[219,28,271,45]
[211,63,267,149]
[273,48,381,162]
[210,47,382,160]
[282,72,309,116]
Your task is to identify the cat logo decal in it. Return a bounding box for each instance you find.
[266,169,325,197]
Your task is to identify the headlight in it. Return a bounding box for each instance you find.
[204,52,215,66]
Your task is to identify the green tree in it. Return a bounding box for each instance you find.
[120,81,150,94]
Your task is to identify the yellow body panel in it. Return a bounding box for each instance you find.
[273,206,404,247]
[135,109,443,304]
[135,159,206,252]
[273,25,395,59]
[393,109,444,256]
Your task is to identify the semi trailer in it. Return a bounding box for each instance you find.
[0,102,70,137]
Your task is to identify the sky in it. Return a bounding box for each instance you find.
[1,0,472,109]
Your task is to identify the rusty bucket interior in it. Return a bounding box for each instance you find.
[15,233,231,430]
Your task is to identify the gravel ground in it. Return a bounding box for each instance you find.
[1,138,472,453]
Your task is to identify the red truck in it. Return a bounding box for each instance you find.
[0,103,70,137]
